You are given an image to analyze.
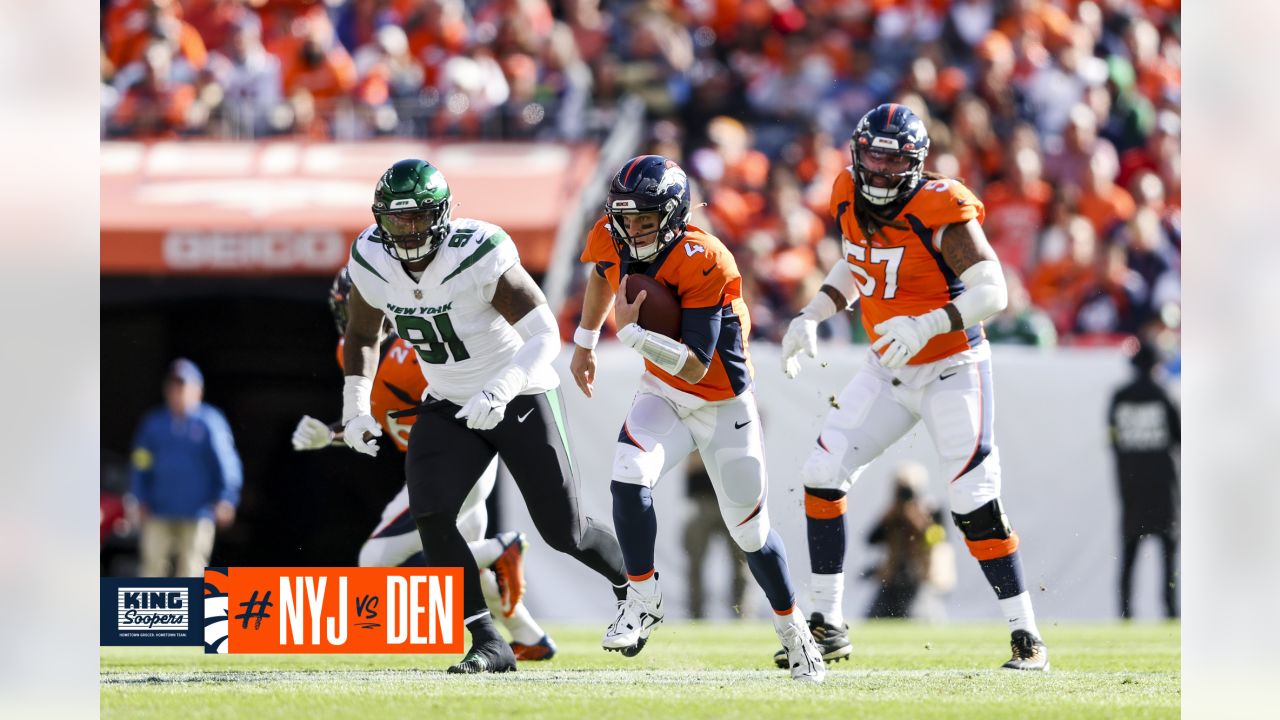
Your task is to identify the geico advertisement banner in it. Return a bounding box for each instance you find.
[202,567,463,654]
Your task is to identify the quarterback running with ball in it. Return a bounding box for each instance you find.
[341,159,630,674]
[780,104,1049,671]
[572,155,826,683]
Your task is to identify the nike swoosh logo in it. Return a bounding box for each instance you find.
[734,420,752,429]
[517,409,534,423]
[939,370,958,380]
[702,264,717,276]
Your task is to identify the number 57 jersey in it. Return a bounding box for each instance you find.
[345,219,559,405]
[831,169,988,365]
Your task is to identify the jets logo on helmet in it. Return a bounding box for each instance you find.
[605,155,692,262]
[850,103,931,206]
[371,158,453,262]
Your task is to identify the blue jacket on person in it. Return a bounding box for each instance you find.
[129,403,243,520]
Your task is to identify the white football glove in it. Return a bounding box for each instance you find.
[342,414,383,457]
[455,390,507,431]
[781,316,818,379]
[872,310,948,369]
[291,415,334,451]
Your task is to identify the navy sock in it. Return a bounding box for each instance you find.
[745,529,797,614]
[805,488,847,575]
[979,550,1028,600]
[610,481,657,579]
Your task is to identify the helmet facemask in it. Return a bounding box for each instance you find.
[372,198,451,262]
[852,140,926,206]
[607,197,682,262]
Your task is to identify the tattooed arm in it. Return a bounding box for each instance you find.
[936,219,1007,331]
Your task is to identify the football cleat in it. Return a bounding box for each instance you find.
[489,532,528,618]
[773,613,852,668]
[602,585,663,657]
[1002,629,1050,671]
[447,637,517,674]
[778,621,827,683]
[511,634,557,661]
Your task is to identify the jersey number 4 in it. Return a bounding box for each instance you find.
[846,244,905,299]
[394,313,470,364]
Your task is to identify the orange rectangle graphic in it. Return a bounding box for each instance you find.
[203,567,464,654]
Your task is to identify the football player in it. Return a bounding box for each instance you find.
[290,268,556,661]
[571,155,826,683]
[780,104,1049,671]
[340,159,630,673]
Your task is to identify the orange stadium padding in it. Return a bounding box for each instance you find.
[100,141,599,275]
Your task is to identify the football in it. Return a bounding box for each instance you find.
[623,273,682,340]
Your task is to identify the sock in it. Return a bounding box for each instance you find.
[465,612,502,645]
[631,573,660,598]
[744,529,797,614]
[810,572,845,626]
[998,592,1040,638]
[478,568,507,622]
[611,481,657,579]
[772,605,804,632]
[978,550,1028,600]
[805,488,848,575]
[468,534,511,568]
[502,602,546,646]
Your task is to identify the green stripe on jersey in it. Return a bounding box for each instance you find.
[441,231,510,283]
[546,387,575,474]
[350,237,388,283]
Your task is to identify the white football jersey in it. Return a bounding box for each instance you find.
[346,218,559,405]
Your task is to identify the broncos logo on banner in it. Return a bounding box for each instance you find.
[204,567,230,654]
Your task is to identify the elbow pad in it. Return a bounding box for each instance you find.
[488,304,559,403]
[952,260,1008,327]
[617,323,689,375]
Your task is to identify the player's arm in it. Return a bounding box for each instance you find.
[570,269,616,397]
[614,276,710,384]
[781,255,858,378]
[453,262,560,430]
[872,219,1008,369]
[340,283,385,456]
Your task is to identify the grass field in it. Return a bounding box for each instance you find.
[101,621,1180,719]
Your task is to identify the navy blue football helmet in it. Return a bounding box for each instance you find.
[605,155,691,262]
[850,103,931,206]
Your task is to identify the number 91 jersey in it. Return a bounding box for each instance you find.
[345,218,559,405]
[830,168,988,365]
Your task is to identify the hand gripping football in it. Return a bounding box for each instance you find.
[624,274,682,340]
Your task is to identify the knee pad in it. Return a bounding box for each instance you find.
[728,508,769,553]
[612,443,664,488]
[800,445,844,491]
[951,498,1019,560]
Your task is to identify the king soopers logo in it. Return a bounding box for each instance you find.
[118,587,189,632]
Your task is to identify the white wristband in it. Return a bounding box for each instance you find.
[799,291,840,323]
[574,326,601,350]
[342,376,373,424]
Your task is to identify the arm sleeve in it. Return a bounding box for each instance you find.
[208,411,243,507]
[680,306,722,367]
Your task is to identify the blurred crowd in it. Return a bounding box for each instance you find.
[101,0,1181,348]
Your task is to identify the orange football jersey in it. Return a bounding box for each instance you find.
[336,337,426,452]
[581,218,753,401]
[830,169,988,365]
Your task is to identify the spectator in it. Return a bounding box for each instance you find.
[109,42,201,138]
[1029,214,1098,334]
[128,359,242,577]
[1077,141,1136,237]
[1108,339,1179,619]
[206,14,283,137]
[1071,241,1148,339]
[864,463,953,620]
[983,145,1052,275]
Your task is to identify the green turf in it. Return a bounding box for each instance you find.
[101,621,1180,719]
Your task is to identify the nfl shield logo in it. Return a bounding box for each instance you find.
[414,289,423,300]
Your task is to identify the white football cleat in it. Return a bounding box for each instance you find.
[602,586,663,657]
[778,621,827,683]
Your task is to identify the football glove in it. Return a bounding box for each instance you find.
[781,316,818,379]
[455,390,507,431]
[872,310,949,369]
[291,415,334,451]
[342,414,383,457]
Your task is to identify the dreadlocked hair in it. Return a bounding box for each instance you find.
[853,171,955,245]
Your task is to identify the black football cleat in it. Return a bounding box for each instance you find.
[447,638,517,674]
[1002,629,1050,671]
[773,613,852,668]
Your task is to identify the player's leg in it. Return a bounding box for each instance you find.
[601,389,696,655]
[358,485,426,567]
[696,390,824,682]
[923,358,1047,670]
[175,518,215,577]
[404,401,512,674]
[1160,530,1179,618]
[486,388,629,597]
[800,365,918,633]
[455,459,524,617]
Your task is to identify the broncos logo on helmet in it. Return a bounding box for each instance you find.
[605,155,692,262]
